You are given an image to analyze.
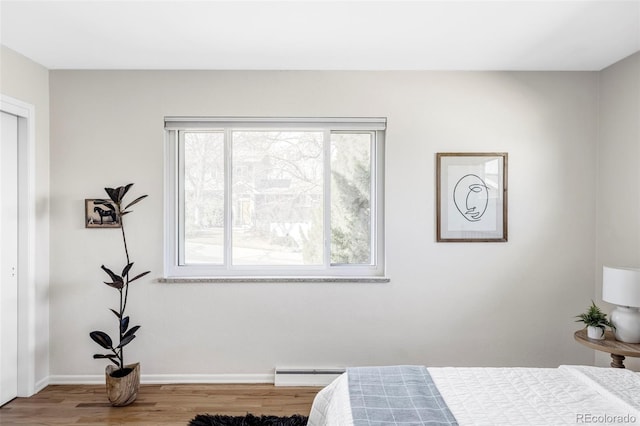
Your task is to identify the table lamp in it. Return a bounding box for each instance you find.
[602,266,640,343]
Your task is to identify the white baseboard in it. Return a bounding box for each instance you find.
[47,373,273,385]
[142,374,273,384]
[35,377,50,393]
[48,375,105,385]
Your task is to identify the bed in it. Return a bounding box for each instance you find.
[308,365,640,425]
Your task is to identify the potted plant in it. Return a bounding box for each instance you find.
[89,184,149,406]
[575,301,615,340]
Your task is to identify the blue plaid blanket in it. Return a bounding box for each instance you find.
[347,365,458,426]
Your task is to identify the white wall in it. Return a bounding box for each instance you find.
[49,70,599,379]
[0,45,50,386]
[596,52,640,370]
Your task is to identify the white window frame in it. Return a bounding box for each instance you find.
[163,117,386,281]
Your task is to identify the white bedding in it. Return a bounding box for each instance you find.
[308,365,640,425]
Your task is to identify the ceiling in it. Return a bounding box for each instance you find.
[1,1,639,71]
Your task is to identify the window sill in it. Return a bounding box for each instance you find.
[157,276,390,284]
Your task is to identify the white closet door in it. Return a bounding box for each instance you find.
[0,111,19,406]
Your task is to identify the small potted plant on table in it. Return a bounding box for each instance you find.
[575,301,615,340]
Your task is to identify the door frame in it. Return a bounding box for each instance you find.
[0,94,37,397]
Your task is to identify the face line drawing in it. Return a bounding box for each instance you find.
[453,174,489,222]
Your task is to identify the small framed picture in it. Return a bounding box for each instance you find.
[85,199,121,228]
[436,152,508,242]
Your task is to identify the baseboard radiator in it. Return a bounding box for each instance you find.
[274,368,345,387]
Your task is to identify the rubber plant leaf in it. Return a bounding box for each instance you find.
[101,265,123,285]
[93,199,111,206]
[104,281,124,290]
[120,316,130,334]
[93,354,118,359]
[122,263,134,278]
[128,271,150,283]
[123,325,140,339]
[104,188,119,203]
[117,334,136,348]
[92,201,116,211]
[124,195,148,211]
[93,354,120,367]
[115,184,133,204]
[90,331,113,350]
[121,183,134,199]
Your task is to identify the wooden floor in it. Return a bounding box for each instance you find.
[0,383,322,425]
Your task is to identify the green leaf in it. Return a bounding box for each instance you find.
[575,301,614,329]
[90,331,113,350]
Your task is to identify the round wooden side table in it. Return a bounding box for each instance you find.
[574,329,640,368]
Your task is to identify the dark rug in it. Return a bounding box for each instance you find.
[188,414,309,426]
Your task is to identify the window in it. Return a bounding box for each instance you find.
[164,117,385,280]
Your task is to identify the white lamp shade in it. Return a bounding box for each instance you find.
[603,266,640,308]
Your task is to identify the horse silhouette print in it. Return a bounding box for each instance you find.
[453,174,489,222]
[94,205,117,225]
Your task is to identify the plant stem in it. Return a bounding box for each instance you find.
[119,208,130,370]
[120,216,131,265]
[118,287,124,368]
[120,219,130,314]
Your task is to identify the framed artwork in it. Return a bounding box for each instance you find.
[85,199,121,228]
[436,152,508,242]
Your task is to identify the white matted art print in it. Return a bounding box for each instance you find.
[436,153,507,242]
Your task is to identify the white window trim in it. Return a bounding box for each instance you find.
[163,117,386,281]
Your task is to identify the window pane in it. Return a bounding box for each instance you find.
[184,132,224,264]
[331,133,372,264]
[232,131,324,265]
